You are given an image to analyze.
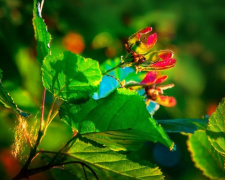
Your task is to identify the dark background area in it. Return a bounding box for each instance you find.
[0,0,224,179]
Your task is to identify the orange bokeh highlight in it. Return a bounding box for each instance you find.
[63,32,85,54]
[207,103,217,116]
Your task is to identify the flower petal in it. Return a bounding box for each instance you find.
[138,27,153,34]
[136,33,157,54]
[141,71,157,84]
[145,50,173,63]
[155,75,168,84]
[158,50,173,60]
[158,84,174,91]
[128,27,157,54]
[157,96,176,107]
[146,33,157,48]
[128,27,152,45]
[152,58,176,70]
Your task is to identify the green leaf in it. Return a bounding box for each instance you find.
[188,131,225,179]
[0,73,29,117]
[33,0,51,64]
[54,138,164,180]
[42,51,102,101]
[207,98,225,155]
[157,118,208,133]
[60,88,174,151]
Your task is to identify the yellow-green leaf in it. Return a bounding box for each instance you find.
[60,88,174,151]
[42,51,102,101]
[33,0,51,63]
[188,131,225,179]
[207,98,225,155]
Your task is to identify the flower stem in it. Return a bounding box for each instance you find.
[102,64,122,75]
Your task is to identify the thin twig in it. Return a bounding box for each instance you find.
[48,134,78,165]
[46,97,56,126]
[82,164,88,180]
[102,64,122,75]
[40,88,46,131]
[37,150,67,155]
[49,110,59,124]
[25,161,99,180]
[105,74,124,87]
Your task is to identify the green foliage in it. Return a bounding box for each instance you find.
[33,0,51,64]
[42,51,102,101]
[0,70,29,117]
[188,131,225,179]
[53,137,164,180]
[2,0,225,179]
[157,118,208,133]
[207,99,225,155]
[60,88,174,151]
[0,69,2,80]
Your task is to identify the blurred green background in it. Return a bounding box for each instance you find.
[0,0,225,179]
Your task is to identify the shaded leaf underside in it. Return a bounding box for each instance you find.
[0,72,29,117]
[157,118,208,133]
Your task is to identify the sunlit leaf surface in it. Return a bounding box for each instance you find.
[207,98,225,155]
[188,131,225,179]
[42,51,102,101]
[60,88,174,151]
[33,0,51,64]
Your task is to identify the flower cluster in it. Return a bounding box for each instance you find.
[124,27,176,73]
[124,27,176,107]
[140,71,176,107]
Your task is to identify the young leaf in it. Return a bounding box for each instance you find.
[33,0,51,64]
[0,70,29,117]
[157,118,208,133]
[42,51,102,101]
[60,88,174,151]
[52,138,164,180]
[188,131,225,179]
[207,98,225,155]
